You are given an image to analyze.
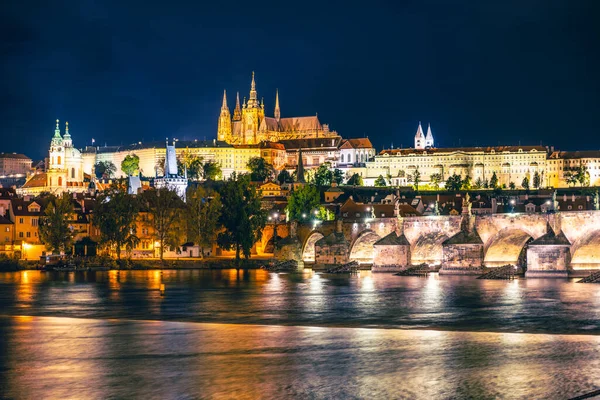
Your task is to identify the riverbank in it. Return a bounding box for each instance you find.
[0,257,274,272]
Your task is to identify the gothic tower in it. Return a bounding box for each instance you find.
[274,89,281,121]
[241,72,265,144]
[233,91,242,121]
[414,121,425,149]
[47,119,68,191]
[217,90,232,142]
[425,123,434,148]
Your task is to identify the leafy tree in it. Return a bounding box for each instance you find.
[347,173,363,186]
[121,154,140,176]
[474,177,483,189]
[203,161,222,180]
[315,206,334,221]
[374,175,387,187]
[430,173,443,190]
[277,169,293,184]
[412,169,421,190]
[314,162,334,188]
[286,184,321,221]
[178,154,204,181]
[575,166,590,187]
[564,171,577,187]
[38,194,75,255]
[445,174,462,191]
[509,182,516,190]
[333,169,345,185]
[247,157,274,182]
[187,186,222,257]
[141,187,186,260]
[217,173,267,267]
[533,171,541,189]
[483,179,489,189]
[461,175,472,190]
[521,176,530,191]
[94,161,116,180]
[94,189,140,260]
[489,172,499,189]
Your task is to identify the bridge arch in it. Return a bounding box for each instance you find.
[302,231,325,263]
[349,230,381,265]
[410,232,449,266]
[484,228,533,268]
[570,229,600,271]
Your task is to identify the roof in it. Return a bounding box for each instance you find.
[83,139,233,154]
[259,141,285,150]
[279,116,321,132]
[0,153,31,160]
[529,225,571,246]
[279,137,342,150]
[552,150,600,160]
[443,230,483,245]
[20,173,47,189]
[315,232,349,246]
[11,198,45,216]
[0,215,13,224]
[379,145,548,156]
[339,138,373,150]
[374,231,410,246]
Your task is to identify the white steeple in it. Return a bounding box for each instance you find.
[414,122,425,149]
[425,123,434,148]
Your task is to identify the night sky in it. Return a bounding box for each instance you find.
[2,0,599,160]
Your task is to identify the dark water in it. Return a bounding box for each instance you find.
[1,270,600,399]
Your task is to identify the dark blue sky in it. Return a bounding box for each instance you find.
[2,0,598,160]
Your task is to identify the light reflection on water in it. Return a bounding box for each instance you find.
[2,270,600,398]
[1,316,600,399]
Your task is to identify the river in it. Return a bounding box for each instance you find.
[1,270,599,399]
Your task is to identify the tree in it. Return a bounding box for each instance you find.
[521,176,530,191]
[332,169,345,185]
[474,177,483,189]
[412,169,421,190]
[141,187,186,260]
[461,175,472,190]
[489,172,499,189]
[314,162,333,188]
[347,173,363,186]
[564,171,578,187]
[121,154,140,176]
[509,182,516,190]
[217,173,267,267]
[286,184,321,221]
[430,173,443,190]
[277,169,293,184]
[374,175,387,187]
[94,161,116,180]
[178,154,204,181]
[94,189,140,260]
[247,157,274,182]
[315,206,334,221]
[445,174,462,191]
[533,171,541,189]
[203,161,222,180]
[575,166,590,187]
[38,194,75,255]
[187,186,222,257]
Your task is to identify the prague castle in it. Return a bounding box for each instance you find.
[217,72,338,145]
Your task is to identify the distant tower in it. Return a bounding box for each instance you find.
[414,122,425,149]
[63,121,72,148]
[155,140,188,200]
[274,89,281,121]
[241,72,265,144]
[296,149,305,183]
[47,119,68,191]
[425,123,434,148]
[217,90,232,142]
[233,91,242,121]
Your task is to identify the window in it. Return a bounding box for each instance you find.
[31,218,38,227]
[58,156,62,164]
[19,218,23,224]
[71,168,75,178]
[58,177,63,186]
[26,232,31,238]
[19,232,23,238]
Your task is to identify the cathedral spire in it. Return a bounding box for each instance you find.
[414,121,425,149]
[221,90,229,111]
[54,119,61,138]
[233,91,242,120]
[274,89,281,121]
[248,71,258,107]
[425,123,434,148]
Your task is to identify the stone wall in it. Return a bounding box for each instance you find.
[372,245,410,272]
[526,245,570,278]
[442,244,484,269]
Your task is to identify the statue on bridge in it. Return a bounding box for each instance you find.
[593,190,599,211]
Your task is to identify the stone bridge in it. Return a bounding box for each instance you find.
[273,211,600,277]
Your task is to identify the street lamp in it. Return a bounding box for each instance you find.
[271,211,280,250]
[510,199,516,213]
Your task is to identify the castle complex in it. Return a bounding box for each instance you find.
[217,72,338,145]
[13,73,600,195]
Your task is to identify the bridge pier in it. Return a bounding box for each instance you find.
[372,231,411,272]
[525,223,571,278]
